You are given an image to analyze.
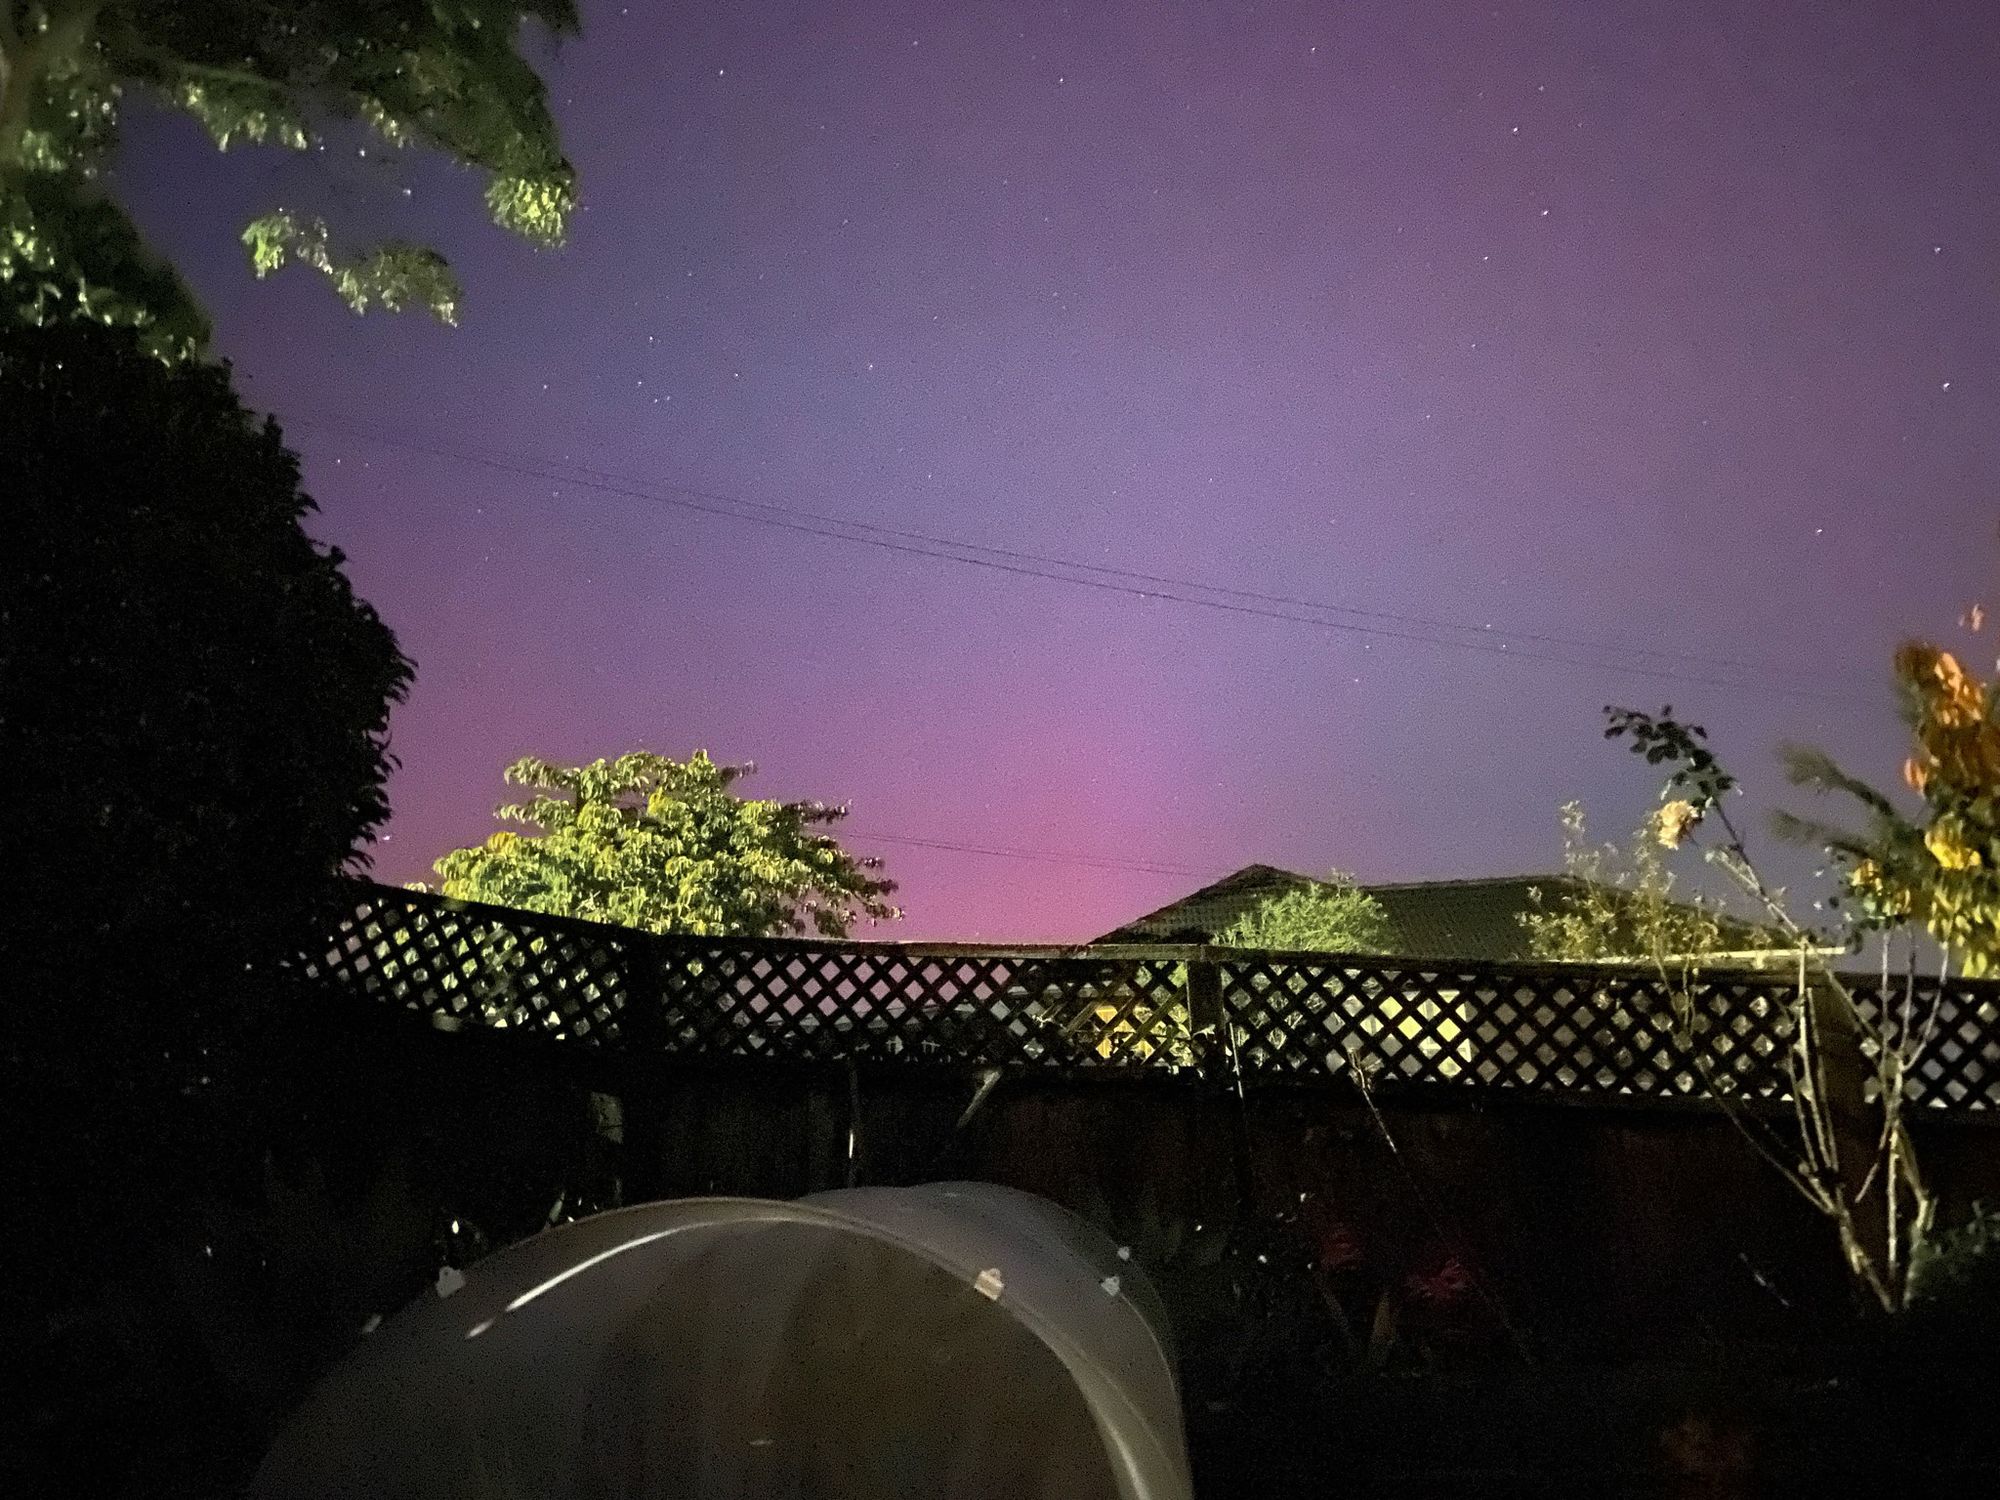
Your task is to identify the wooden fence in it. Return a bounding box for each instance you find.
[293,882,2000,1110]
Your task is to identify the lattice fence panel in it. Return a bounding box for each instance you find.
[1851,977,2000,1109]
[299,889,1211,1076]
[299,884,2000,1110]
[298,887,640,1043]
[1216,957,1801,1098]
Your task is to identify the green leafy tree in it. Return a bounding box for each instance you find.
[0,0,578,356]
[1215,870,1393,953]
[431,750,900,939]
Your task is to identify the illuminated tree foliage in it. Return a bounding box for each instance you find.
[0,0,578,357]
[1094,872,1395,1072]
[1779,637,2000,975]
[1519,800,1747,966]
[1214,871,1392,954]
[432,751,900,940]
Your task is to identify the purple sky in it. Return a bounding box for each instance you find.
[122,0,1998,939]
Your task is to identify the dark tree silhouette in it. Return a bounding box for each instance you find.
[3,318,414,1495]
[2,316,411,1229]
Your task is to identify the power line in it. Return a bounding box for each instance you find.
[308,416,1854,697]
[844,827,1201,877]
[539,450,1809,682]
[309,418,1807,685]
[295,416,1877,707]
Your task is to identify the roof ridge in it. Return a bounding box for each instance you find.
[1364,873,1574,891]
[1098,861,1307,935]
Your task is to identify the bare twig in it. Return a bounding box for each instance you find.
[1670,819,1922,1309]
[1609,705,1939,1309]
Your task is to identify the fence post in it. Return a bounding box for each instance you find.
[617,932,670,1053]
[612,933,669,1202]
[1187,950,1253,1218]
[1185,954,1227,1084]
[1803,975,1886,1276]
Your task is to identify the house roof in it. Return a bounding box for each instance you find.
[1098,864,1308,945]
[1097,865,1795,961]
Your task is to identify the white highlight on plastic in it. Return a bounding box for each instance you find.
[973,1267,1005,1300]
[503,1226,701,1314]
[465,1318,496,1340]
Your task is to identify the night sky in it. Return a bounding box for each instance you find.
[119,0,1998,939]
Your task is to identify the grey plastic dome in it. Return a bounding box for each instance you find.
[251,1182,1193,1500]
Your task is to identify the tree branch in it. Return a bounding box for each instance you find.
[0,1,100,171]
[105,29,303,124]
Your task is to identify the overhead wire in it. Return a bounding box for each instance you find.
[538,446,1812,683]
[292,415,1878,874]
[842,827,1200,877]
[293,415,1876,705]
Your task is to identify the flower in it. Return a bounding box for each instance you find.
[1654,799,1700,849]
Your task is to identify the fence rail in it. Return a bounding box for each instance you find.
[293,883,2000,1110]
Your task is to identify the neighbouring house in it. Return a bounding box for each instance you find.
[1090,864,1813,1076]
[1096,862,1803,964]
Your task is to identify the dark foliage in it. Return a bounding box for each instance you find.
[2,319,413,1493]
[1604,704,1738,811]
[1,317,411,1251]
